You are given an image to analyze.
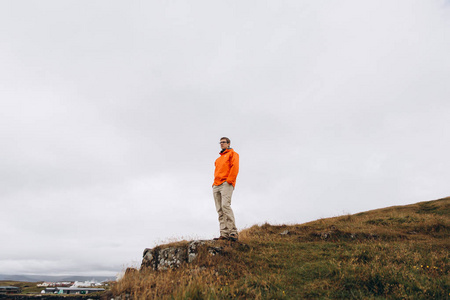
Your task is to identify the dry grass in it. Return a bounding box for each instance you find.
[111,197,450,299]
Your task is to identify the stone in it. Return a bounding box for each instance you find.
[141,240,225,271]
[188,240,223,263]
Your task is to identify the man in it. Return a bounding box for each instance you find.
[212,137,239,242]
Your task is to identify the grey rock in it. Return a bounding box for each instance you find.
[141,240,225,271]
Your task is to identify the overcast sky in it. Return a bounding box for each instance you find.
[1,0,449,277]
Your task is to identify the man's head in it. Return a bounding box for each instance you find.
[219,137,230,150]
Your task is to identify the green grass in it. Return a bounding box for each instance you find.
[112,197,450,299]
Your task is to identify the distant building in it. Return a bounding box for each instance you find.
[72,280,103,287]
[37,281,74,287]
[42,287,105,295]
[0,286,21,294]
[37,282,51,287]
[55,281,73,287]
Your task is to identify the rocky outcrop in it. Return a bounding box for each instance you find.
[141,240,225,271]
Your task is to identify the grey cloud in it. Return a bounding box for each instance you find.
[1,0,449,275]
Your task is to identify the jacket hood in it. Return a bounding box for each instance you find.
[220,147,233,154]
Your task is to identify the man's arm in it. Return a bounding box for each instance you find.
[227,152,239,185]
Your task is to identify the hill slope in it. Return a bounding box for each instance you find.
[112,197,449,299]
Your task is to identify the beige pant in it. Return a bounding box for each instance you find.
[213,182,237,237]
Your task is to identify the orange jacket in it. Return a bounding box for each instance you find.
[213,148,239,187]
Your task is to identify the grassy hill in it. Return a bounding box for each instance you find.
[112,197,449,299]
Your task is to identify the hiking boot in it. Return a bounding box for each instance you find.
[228,234,238,242]
[213,236,228,241]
